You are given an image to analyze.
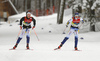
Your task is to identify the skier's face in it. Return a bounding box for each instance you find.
[75,15,78,18]
[27,13,31,18]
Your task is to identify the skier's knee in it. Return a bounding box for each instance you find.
[26,35,30,44]
[75,35,78,38]
[19,36,23,38]
[75,36,78,41]
[61,37,69,44]
[26,35,30,38]
[65,37,69,39]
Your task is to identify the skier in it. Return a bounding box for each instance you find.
[55,12,84,50]
[11,11,36,50]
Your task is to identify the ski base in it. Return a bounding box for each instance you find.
[9,48,15,50]
[74,50,82,51]
[54,48,60,50]
[54,48,82,51]
[26,49,33,50]
[9,49,33,50]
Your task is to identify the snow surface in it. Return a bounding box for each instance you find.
[0,9,100,61]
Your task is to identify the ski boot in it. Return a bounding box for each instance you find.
[10,44,18,50]
[26,44,30,49]
[13,44,18,49]
[54,43,63,50]
[75,47,78,50]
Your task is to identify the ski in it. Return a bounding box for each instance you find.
[9,49,33,50]
[26,49,33,50]
[74,50,82,51]
[54,48,60,50]
[9,48,16,50]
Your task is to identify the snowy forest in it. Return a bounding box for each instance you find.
[0,0,100,31]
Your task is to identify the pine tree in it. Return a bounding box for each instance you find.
[57,0,65,24]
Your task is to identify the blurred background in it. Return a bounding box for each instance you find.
[0,0,100,32]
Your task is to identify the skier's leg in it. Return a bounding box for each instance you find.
[74,30,78,50]
[13,29,26,49]
[58,29,74,49]
[26,29,31,49]
[16,29,26,44]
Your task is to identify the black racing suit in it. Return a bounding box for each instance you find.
[20,16,36,29]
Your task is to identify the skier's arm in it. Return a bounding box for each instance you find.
[80,18,84,24]
[66,19,72,27]
[32,17,36,29]
[20,17,24,29]
[78,18,84,29]
[20,17,24,26]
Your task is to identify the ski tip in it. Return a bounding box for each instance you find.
[62,32,66,34]
[74,50,82,51]
[54,48,61,50]
[54,49,57,50]
[9,49,15,50]
[54,48,57,50]
[26,49,34,50]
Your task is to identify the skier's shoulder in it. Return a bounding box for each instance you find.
[22,16,26,18]
[30,17,33,19]
[31,17,36,21]
[72,17,74,19]
[72,17,76,19]
[31,17,35,19]
[78,16,81,19]
[22,16,26,19]
[20,17,25,21]
[79,17,83,20]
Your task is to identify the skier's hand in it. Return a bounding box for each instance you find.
[32,26,35,29]
[66,25,68,27]
[20,26,22,30]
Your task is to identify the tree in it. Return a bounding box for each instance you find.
[83,0,95,31]
[57,0,66,24]
[72,0,98,31]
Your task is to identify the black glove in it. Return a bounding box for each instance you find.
[66,25,68,27]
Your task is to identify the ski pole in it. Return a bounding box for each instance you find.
[33,29,40,41]
[78,23,84,32]
[16,30,22,39]
[62,27,67,34]
[79,23,83,29]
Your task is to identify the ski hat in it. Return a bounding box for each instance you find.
[75,12,79,16]
[26,11,31,15]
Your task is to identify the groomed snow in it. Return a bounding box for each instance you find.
[0,9,100,61]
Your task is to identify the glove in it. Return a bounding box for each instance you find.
[20,26,22,29]
[32,26,35,29]
[66,25,68,27]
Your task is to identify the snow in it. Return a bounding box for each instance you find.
[95,22,100,31]
[82,0,87,9]
[87,5,90,8]
[0,9,100,61]
[91,0,100,10]
[83,0,87,2]
[73,5,78,9]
